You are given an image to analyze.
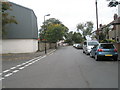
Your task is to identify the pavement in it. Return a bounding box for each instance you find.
[118,52,120,60]
[2,49,55,61]
[2,49,56,70]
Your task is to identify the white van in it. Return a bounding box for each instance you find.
[83,40,99,55]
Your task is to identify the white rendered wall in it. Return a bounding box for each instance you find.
[1,39,38,54]
[118,4,120,17]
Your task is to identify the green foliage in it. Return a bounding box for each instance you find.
[100,39,115,43]
[44,18,62,25]
[93,25,110,41]
[107,0,119,7]
[72,32,83,43]
[46,24,66,43]
[2,2,12,12]
[39,18,68,43]
[2,2,18,37]
[64,31,83,44]
[76,21,94,39]
[64,31,74,44]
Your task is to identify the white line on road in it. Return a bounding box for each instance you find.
[3,69,10,73]
[26,56,42,63]
[12,70,19,73]
[16,64,22,67]
[0,77,4,81]
[10,67,16,70]
[2,50,56,79]
[47,49,56,55]
[49,53,53,56]
[4,73,13,77]
[19,67,25,70]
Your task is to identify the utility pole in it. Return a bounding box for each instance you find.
[95,0,99,41]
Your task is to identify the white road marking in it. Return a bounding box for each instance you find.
[0,77,4,81]
[3,69,10,73]
[19,67,25,70]
[12,70,19,73]
[2,50,55,79]
[16,64,22,67]
[27,56,42,63]
[27,63,33,65]
[10,67,16,70]
[4,73,13,77]
[24,64,30,67]
[49,53,53,56]
[22,63,26,65]
[41,55,46,59]
[48,49,56,55]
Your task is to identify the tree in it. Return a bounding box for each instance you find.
[45,24,67,43]
[72,32,83,43]
[2,2,17,37]
[44,18,62,25]
[64,31,73,44]
[76,21,94,40]
[39,18,69,43]
[64,31,83,44]
[107,0,120,7]
[98,25,111,41]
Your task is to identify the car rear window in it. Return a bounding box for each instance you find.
[100,44,114,49]
[88,42,98,46]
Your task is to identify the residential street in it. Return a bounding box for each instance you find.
[2,46,118,88]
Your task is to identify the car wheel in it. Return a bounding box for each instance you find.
[95,54,99,61]
[83,50,85,53]
[114,57,118,61]
[85,51,88,55]
[90,52,93,58]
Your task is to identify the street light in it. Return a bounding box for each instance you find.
[44,14,50,54]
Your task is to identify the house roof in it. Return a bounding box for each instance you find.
[9,2,37,19]
[112,17,120,25]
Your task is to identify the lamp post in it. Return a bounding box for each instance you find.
[95,0,99,41]
[44,14,50,54]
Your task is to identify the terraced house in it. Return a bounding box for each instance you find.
[2,2,38,54]
[109,4,120,52]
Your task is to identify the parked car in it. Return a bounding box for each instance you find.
[75,44,83,49]
[83,40,99,55]
[90,43,118,61]
[73,44,76,47]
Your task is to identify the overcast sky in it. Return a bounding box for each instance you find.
[8,0,118,32]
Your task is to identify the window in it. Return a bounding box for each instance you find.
[84,42,87,45]
[100,44,114,49]
[88,42,98,46]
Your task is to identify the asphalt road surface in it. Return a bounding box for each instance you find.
[2,46,118,88]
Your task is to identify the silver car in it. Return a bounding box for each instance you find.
[83,40,99,55]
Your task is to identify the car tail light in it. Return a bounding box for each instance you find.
[114,49,117,52]
[97,49,103,52]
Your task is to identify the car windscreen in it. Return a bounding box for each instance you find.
[88,42,98,46]
[100,44,114,49]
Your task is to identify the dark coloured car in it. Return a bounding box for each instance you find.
[90,43,118,61]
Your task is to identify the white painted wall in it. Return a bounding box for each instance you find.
[1,39,38,54]
[118,4,120,17]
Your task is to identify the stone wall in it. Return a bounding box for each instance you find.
[38,42,56,52]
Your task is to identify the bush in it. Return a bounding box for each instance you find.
[100,39,115,43]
